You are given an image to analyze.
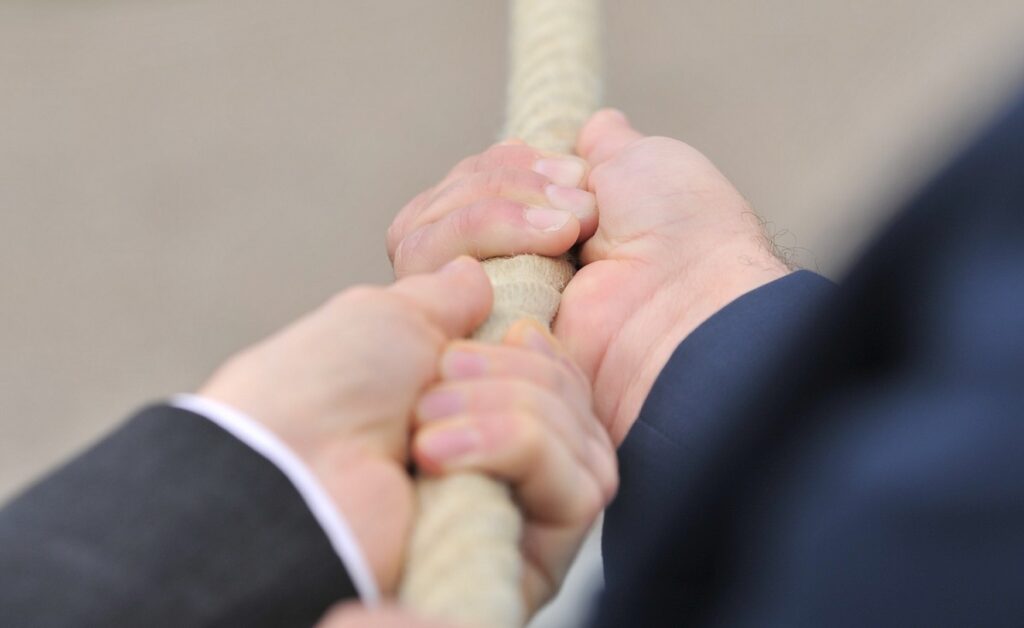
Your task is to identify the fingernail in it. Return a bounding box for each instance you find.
[417,390,464,421]
[545,185,595,219]
[419,426,480,462]
[443,350,487,378]
[524,207,571,232]
[533,157,585,187]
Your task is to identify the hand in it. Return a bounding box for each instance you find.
[411,319,617,613]
[198,257,492,592]
[386,140,597,276]
[386,111,789,443]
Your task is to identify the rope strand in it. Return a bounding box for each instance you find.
[399,1,601,625]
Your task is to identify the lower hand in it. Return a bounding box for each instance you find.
[198,257,491,592]
[313,321,617,623]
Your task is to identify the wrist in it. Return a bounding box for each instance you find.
[596,244,789,444]
[196,378,413,593]
[306,446,413,594]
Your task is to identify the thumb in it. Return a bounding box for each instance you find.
[576,108,645,167]
[317,603,460,628]
[387,256,493,339]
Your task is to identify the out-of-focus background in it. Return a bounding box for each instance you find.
[2,1,1024,624]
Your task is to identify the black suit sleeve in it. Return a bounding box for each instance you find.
[0,405,356,628]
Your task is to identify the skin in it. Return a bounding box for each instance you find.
[199,257,616,610]
[209,107,789,625]
[387,109,790,445]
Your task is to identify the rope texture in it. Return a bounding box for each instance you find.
[399,1,601,626]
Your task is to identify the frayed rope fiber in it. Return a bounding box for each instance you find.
[397,0,602,626]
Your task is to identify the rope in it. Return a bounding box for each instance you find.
[398,1,601,626]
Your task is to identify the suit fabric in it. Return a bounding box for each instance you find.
[0,407,355,627]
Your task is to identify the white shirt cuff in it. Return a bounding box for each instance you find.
[169,393,380,606]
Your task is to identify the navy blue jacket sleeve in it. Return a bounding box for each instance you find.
[0,405,356,628]
[594,90,1024,628]
[603,270,835,585]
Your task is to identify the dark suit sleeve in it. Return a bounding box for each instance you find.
[602,270,835,584]
[0,404,357,628]
[594,93,1024,628]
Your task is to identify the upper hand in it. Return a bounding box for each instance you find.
[386,140,596,276]
[198,257,492,592]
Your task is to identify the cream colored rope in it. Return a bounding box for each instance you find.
[399,1,601,626]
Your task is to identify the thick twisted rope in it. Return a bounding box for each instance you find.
[398,1,601,626]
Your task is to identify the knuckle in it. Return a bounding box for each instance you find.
[509,409,545,460]
[385,219,404,259]
[449,199,521,239]
[514,379,556,416]
[391,226,425,276]
[389,189,435,258]
[478,167,515,198]
[488,198,529,224]
[448,205,481,240]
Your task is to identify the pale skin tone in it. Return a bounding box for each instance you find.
[344,110,790,624]
[206,108,789,626]
[199,256,616,613]
[388,108,790,445]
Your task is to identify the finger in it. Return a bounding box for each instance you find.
[390,153,593,262]
[387,256,492,339]
[433,321,593,417]
[386,188,435,262]
[416,374,617,500]
[576,108,645,168]
[393,199,581,277]
[317,603,455,628]
[441,142,587,190]
[413,410,607,527]
[413,168,597,239]
[437,342,591,414]
[415,378,591,467]
[501,318,592,395]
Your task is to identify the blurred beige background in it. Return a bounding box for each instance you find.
[2,0,1024,624]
